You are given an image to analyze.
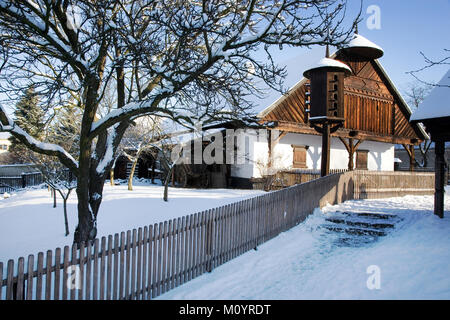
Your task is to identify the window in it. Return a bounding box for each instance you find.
[356,150,369,170]
[292,145,307,169]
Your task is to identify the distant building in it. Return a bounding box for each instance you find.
[0,132,10,154]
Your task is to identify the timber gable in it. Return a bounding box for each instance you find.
[259,52,428,146]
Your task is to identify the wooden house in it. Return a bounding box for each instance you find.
[229,33,428,188]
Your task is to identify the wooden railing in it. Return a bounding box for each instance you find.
[0,170,434,300]
[0,172,43,193]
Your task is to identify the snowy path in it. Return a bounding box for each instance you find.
[158,192,450,300]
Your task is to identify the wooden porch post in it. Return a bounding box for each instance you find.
[409,145,415,172]
[321,122,330,177]
[339,137,362,171]
[402,144,416,171]
[434,140,445,218]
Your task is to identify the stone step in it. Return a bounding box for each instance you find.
[325,217,395,230]
[322,224,387,237]
[340,211,399,221]
[335,236,378,247]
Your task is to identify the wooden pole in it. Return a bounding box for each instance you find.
[434,140,445,218]
[321,122,330,177]
[409,145,415,172]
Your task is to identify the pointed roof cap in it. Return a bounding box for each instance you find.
[339,33,384,59]
[303,57,352,79]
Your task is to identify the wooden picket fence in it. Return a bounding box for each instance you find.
[0,172,43,193]
[0,170,435,300]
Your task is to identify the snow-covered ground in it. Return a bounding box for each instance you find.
[0,180,264,263]
[1,181,449,299]
[158,188,450,300]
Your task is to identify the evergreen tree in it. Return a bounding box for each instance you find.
[8,86,45,160]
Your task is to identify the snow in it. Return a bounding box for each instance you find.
[303,57,352,78]
[345,33,384,54]
[1,179,449,299]
[158,190,450,300]
[0,181,264,263]
[410,68,450,121]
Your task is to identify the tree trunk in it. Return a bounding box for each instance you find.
[53,188,57,208]
[163,166,174,202]
[110,167,115,186]
[128,157,139,191]
[63,196,70,236]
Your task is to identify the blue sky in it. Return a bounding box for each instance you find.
[1,1,448,117]
[252,0,450,113]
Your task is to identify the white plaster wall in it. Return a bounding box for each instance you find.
[230,131,395,179]
[230,129,269,179]
[360,140,395,171]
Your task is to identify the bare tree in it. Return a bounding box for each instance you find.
[0,0,357,244]
[121,115,162,190]
[403,81,433,167]
[407,48,450,88]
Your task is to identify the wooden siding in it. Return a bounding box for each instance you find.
[261,56,424,144]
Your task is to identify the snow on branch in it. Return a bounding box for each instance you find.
[0,104,79,173]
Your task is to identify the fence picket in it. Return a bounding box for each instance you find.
[147,225,155,300]
[85,241,92,300]
[119,232,125,299]
[16,257,24,300]
[36,253,44,300]
[6,260,13,300]
[70,244,77,300]
[170,219,177,291]
[93,239,99,300]
[125,231,131,299]
[26,255,34,300]
[62,246,69,300]
[165,220,172,294]
[151,223,158,299]
[106,235,113,300]
[130,229,137,300]
[136,228,143,300]
[100,237,106,300]
[78,243,84,300]
[54,248,61,300]
[180,217,187,286]
[156,222,163,297]
[45,250,52,300]
[140,227,147,300]
[185,215,192,283]
[174,218,181,289]
[113,234,119,300]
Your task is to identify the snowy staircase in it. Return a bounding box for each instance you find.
[322,211,402,247]
[126,162,139,178]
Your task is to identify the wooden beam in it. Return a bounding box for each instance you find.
[434,140,445,218]
[402,144,416,171]
[321,123,331,177]
[339,137,363,170]
[274,122,422,146]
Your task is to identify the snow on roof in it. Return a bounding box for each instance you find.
[0,132,10,139]
[303,57,352,78]
[346,34,384,53]
[410,68,450,121]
